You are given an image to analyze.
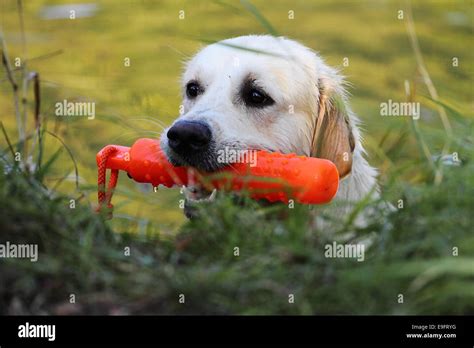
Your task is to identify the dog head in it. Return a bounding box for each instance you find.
[161,35,355,178]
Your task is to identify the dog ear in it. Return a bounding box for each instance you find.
[310,72,355,179]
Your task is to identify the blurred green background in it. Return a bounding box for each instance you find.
[1,0,472,232]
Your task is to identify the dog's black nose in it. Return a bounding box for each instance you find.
[167,120,212,154]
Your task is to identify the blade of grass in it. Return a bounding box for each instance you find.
[44,130,79,190]
[197,38,287,58]
[18,0,29,158]
[25,49,63,63]
[421,95,472,124]
[405,0,452,184]
[0,31,23,145]
[213,0,244,14]
[408,116,436,172]
[35,147,63,181]
[0,121,16,160]
[240,0,279,36]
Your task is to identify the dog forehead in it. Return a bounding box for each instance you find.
[184,35,317,84]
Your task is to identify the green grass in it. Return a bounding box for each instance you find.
[1,141,473,314]
[0,0,473,314]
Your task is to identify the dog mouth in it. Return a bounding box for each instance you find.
[161,138,277,207]
[166,147,277,172]
[161,134,276,172]
[162,139,225,172]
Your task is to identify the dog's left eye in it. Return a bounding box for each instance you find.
[243,87,274,108]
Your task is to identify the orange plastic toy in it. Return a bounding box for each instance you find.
[96,138,339,213]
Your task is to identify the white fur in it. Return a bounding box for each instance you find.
[161,35,379,217]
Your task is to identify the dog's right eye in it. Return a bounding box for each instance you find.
[186,82,202,99]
